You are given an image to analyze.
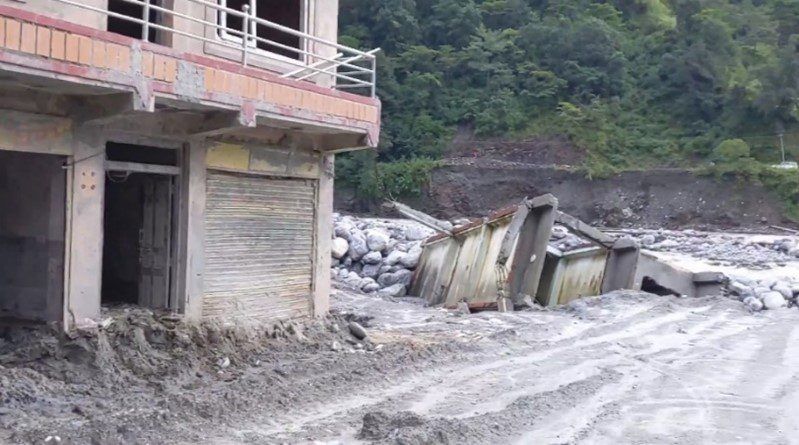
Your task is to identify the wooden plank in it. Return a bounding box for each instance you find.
[105,160,180,176]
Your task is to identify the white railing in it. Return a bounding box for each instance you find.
[51,0,379,96]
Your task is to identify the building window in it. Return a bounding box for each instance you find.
[218,0,304,61]
[107,0,164,43]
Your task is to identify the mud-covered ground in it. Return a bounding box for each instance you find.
[2,286,798,444]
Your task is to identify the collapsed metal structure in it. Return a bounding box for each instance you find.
[406,194,724,311]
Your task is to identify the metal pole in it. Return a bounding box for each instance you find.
[371,57,377,97]
[142,0,151,42]
[779,133,786,163]
[241,4,250,66]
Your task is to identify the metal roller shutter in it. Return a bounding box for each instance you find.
[204,171,316,321]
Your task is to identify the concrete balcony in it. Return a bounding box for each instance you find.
[0,2,381,150]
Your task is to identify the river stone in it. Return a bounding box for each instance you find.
[362,251,383,265]
[395,269,414,287]
[366,229,390,252]
[361,279,380,293]
[761,291,787,310]
[405,225,431,241]
[331,237,349,259]
[743,296,764,312]
[399,245,423,269]
[727,281,749,296]
[377,272,400,288]
[361,264,381,279]
[772,282,793,300]
[348,231,369,261]
[348,322,367,340]
[378,283,407,298]
[384,250,404,266]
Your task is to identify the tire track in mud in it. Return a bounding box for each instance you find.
[247,298,735,443]
[575,309,796,444]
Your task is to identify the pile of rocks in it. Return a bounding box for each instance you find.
[726,277,799,312]
[622,229,799,269]
[331,214,434,298]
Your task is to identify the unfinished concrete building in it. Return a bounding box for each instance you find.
[0,0,380,328]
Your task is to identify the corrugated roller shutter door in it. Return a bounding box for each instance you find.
[204,172,316,321]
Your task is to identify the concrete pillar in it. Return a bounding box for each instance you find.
[508,194,558,305]
[64,129,105,327]
[312,153,334,317]
[601,238,640,293]
[180,138,207,322]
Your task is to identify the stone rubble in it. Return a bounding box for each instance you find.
[330,214,435,297]
[621,228,799,269]
[725,276,799,312]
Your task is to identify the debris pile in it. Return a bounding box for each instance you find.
[725,277,799,312]
[622,229,799,269]
[331,214,435,298]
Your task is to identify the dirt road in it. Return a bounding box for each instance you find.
[3,288,798,444]
[210,289,799,444]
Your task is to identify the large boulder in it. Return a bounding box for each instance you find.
[345,271,364,289]
[366,229,390,252]
[384,250,404,266]
[347,231,369,261]
[405,225,431,242]
[761,291,787,310]
[331,237,349,259]
[360,278,380,293]
[743,296,764,312]
[378,283,407,298]
[399,245,423,269]
[362,251,383,265]
[361,264,381,279]
[334,220,355,240]
[772,282,794,300]
[377,272,400,288]
[394,269,414,287]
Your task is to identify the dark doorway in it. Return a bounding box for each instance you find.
[0,151,66,322]
[102,142,178,310]
[102,168,175,310]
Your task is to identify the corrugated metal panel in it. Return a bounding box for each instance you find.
[204,172,316,321]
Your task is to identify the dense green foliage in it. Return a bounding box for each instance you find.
[337,0,799,206]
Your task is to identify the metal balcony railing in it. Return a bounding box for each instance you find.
[51,0,379,96]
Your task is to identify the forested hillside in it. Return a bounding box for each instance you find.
[337,0,799,212]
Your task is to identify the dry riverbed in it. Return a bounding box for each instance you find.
[3,285,798,444]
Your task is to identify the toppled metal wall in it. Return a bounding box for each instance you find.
[411,194,643,310]
[536,247,607,307]
[413,196,557,309]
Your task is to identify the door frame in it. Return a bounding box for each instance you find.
[103,141,184,313]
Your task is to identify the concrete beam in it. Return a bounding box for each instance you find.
[188,111,256,137]
[601,238,641,293]
[72,92,151,124]
[508,194,558,306]
[633,251,726,298]
[555,211,615,248]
